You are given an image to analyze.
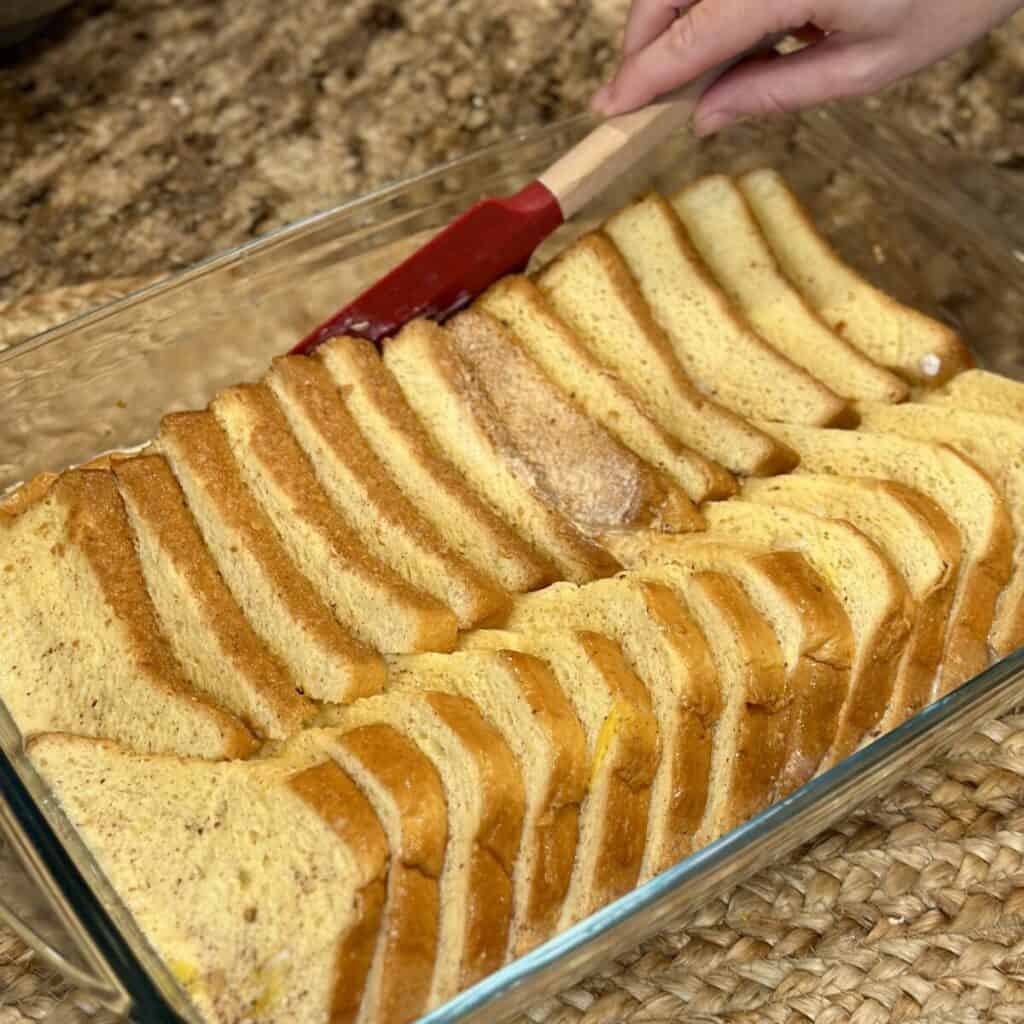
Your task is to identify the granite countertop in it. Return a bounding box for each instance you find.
[1,0,1023,307]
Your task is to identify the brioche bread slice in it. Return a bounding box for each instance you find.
[504,576,720,877]
[606,534,852,792]
[316,336,556,593]
[445,309,703,534]
[534,233,797,477]
[0,471,58,516]
[386,650,588,957]
[741,473,962,726]
[478,276,736,502]
[925,369,1024,417]
[602,193,852,426]
[737,169,972,386]
[857,402,1024,659]
[211,382,458,653]
[383,320,620,583]
[671,176,908,403]
[762,423,1012,693]
[112,454,312,740]
[704,500,913,764]
[0,470,256,758]
[322,691,525,1005]
[30,734,389,1024]
[157,411,385,704]
[267,355,509,629]
[459,629,658,926]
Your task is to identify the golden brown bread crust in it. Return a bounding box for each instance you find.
[0,472,59,517]
[112,453,313,739]
[286,760,389,1024]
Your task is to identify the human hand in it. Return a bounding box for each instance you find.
[592,0,1024,136]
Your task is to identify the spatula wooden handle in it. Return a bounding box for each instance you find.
[539,35,784,220]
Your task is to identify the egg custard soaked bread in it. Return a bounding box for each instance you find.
[478,275,737,503]
[602,192,853,427]
[670,175,908,404]
[210,382,458,653]
[112,453,313,740]
[762,423,1012,693]
[504,576,720,877]
[266,355,509,629]
[0,469,257,759]
[385,650,588,957]
[741,474,962,721]
[703,500,913,763]
[383,319,621,583]
[606,534,852,791]
[315,336,556,593]
[157,411,386,704]
[458,629,658,926]
[737,169,973,386]
[533,234,798,478]
[29,734,389,1024]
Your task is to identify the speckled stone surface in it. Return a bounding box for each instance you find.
[0,0,1022,306]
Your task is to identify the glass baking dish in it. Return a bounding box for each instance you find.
[2,101,1024,1024]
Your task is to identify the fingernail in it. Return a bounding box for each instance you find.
[693,110,740,137]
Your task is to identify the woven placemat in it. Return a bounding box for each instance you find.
[4,284,1024,1024]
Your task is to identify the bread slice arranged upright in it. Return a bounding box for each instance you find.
[383,319,621,583]
[737,168,973,386]
[316,337,557,594]
[459,629,658,926]
[210,382,458,653]
[385,650,588,957]
[741,473,962,722]
[0,469,257,759]
[536,232,799,477]
[478,275,736,503]
[602,192,852,426]
[704,500,913,763]
[324,690,525,1006]
[763,423,1012,693]
[925,368,1024,417]
[857,402,1024,659]
[29,733,389,1024]
[607,534,853,791]
[157,411,385,704]
[112,454,312,740]
[266,355,509,629]
[671,175,908,404]
[505,576,720,878]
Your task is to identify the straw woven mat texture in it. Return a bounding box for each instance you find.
[5,283,1024,1024]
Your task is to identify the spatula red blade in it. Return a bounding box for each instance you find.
[291,180,563,354]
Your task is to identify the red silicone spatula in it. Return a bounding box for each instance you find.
[291,37,780,355]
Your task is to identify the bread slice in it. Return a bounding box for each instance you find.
[382,320,621,583]
[157,411,385,704]
[762,423,1012,693]
[602,193,852,426]
[0,471,59,516]
[478,275,736,503]
[112,453,312,740]
[0,469,256,758]
[266,355,510,629]
[703,500,913,764]
[737,169,973,386]
[925,369,1024,417]
[741,473,962,727]
[856,401,1024,660]
[321,691,525,1006]
[210,382,458,653]
[316,336,556,593]
[29,733,388,1024]
[606,534,853,792]
[458,629,658,926]
[266,723,447,1024]
[445,309,703,534]
[535,233,798,476]
[385,650,588,957]
[671,176,908,404]
[504,576,720,878]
